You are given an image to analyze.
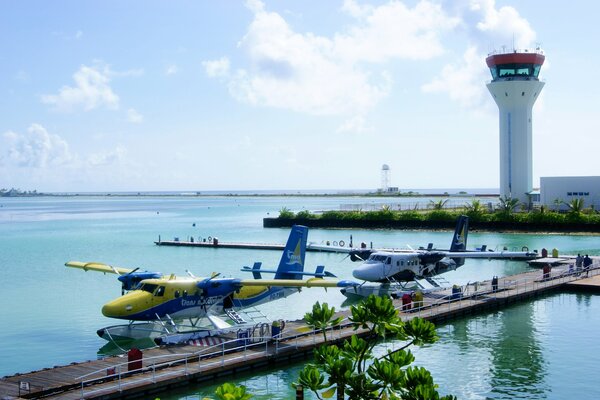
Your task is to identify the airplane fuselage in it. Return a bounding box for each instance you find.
[101,277,298,321]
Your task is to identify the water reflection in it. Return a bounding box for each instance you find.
[487,302,548,399]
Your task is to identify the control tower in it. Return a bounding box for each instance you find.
[486,49,545,204]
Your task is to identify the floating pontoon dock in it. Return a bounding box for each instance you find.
[3,261,599,400]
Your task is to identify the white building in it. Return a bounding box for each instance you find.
[540,176,600,211]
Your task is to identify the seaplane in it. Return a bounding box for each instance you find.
[66,225,357,341]
[341,215,538,299]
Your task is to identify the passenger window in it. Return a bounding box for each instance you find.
[174,290,180,298]
[183,290,188,297]
[386,257,391,264]
[155,286,165,297]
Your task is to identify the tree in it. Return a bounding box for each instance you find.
[303,301,343,342]
[553,198,562,212]
[564,198,585,214]
[429,199,449,210]
[497,196,520,215]
[278,207,295,218]
[464,199,484,218]
[295,295,456,400]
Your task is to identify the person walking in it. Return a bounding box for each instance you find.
[584,254,593,277]
[576,254,583,274]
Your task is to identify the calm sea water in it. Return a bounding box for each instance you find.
[1,196,599,399]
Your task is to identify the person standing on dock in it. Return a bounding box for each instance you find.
[584,255,592,277]
[576,254,583,274]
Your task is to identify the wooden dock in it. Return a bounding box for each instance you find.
[154,238,357,253]
[3,262,600,400]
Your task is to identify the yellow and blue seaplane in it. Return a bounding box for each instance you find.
[66,225,357,342]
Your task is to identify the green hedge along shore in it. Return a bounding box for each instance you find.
[264,206,600,233]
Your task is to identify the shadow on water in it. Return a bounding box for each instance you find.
[97,338,156,358]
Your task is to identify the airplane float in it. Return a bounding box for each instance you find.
[66,225,357,341]
[341,215,538,299]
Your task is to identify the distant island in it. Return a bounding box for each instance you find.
[0,188,499,198]
[0,188,44,197]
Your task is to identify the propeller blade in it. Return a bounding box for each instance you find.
[125,267,140,276]
[185,269,196,278]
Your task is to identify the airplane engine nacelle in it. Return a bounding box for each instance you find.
[118,272,162,291]
[350,250,373,262]
[196,278,240,298]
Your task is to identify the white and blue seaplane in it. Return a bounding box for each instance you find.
[66,225,357,343]
[341,215,538,299]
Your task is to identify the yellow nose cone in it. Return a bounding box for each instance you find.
[102,291,151,319]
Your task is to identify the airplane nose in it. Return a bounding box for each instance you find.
[352,263,385,282]
[101,292,144,319]
[102,300,133,318]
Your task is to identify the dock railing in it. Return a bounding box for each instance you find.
[401,262,600,320]
[75,320,356,398]
[74,263,599,398]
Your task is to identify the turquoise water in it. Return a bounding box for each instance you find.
[1,196,599,398]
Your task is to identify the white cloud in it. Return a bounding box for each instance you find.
[422,46,489,107]
[127,108,144,123]
[337,115,369,134]
[205,0,458,123]
[2,124,73,168]
[202,57,230,78]
[41,65,119,112]
[470,0,536,49]
[422,0,537,109]
[88,146,127,167]
[166,64,179,75]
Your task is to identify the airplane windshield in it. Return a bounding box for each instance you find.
[368,255,389,262]
[140,283,158,293]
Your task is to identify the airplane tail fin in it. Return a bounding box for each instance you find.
[449,215,469,266]
[275,225,308,280]
[450,215,469,251]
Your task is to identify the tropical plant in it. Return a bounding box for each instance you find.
[278,207,294,219]
[497,195,520,215]
[564,198,585,214]
[295,295,455,400]
[429,199,449,210]
[553,198,562,212]
[464,199,484,216]
[303,301,343,342]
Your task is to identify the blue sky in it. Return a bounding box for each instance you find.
[1,0,599,192]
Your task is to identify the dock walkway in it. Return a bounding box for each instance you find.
[3,262,600,400]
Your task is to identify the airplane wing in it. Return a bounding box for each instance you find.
[238,278,358,288]
[65,261,135,275]
[438,250,538,259]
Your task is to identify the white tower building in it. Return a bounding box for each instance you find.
[381,164,390,192]
[486,49,545,205]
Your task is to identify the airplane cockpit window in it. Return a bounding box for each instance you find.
[140,283,158,294]
[155,286,165,297]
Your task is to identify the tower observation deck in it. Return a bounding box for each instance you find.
[486,49,545,205]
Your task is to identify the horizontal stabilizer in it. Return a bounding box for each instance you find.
[240,265,336,278]
[239,278,358,288]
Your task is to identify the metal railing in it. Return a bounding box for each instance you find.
[75,263,598,398]
[400,262,600,320]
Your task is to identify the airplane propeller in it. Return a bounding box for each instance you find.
[119,267,140,295]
